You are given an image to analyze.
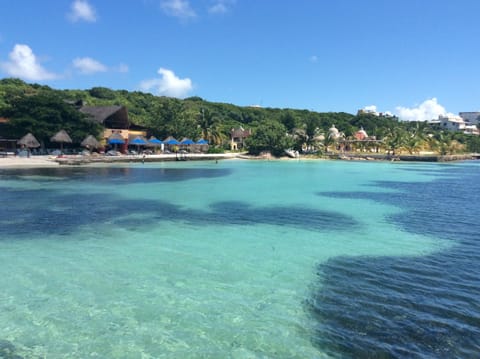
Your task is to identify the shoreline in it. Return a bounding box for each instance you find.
[0,153,242,168]
[1,152,478,169]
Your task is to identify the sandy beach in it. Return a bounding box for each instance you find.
[0,153,242,168]
[0,155,60,168]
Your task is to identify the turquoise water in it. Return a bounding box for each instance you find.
[0,160,459,358]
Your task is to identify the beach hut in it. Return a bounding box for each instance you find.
[50,130,72,153]
[81,135,100,150]
[17,133,40,156]
[17,133,41,157]
[18,133,41,148]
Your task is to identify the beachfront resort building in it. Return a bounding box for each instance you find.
[432,115,479,135]
[79,105,131,139]
[230,127,252,150]
[79,105,150,150]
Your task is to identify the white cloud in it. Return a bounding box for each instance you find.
[139,68,193,98]
[395,98,454,122]
[73,58,128,74]
[0,44,58,81]
[73,57,107,74]
[68,0,97,23]
[161,0,196,19]
[209,0,235,14]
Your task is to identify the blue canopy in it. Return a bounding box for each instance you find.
[108,133,125,145]
[180,138,195,145]
[130,137,147,145]
[196,139,209,145]
[148,137,163,145]
[164,137,181,145]
[108,138,125,145]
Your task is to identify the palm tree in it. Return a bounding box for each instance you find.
[197,108,225,146]
[384,127,407,155]
[433,131,456,155]
[403,121,429,154]
[323,132,335,153]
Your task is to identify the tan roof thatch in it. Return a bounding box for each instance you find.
[79,105,122,122]
[50,130,72,143]
[17,133,40,148]
[81,135,100,148]
[79,105,130,129]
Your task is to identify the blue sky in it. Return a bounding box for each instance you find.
[1,0,479,121]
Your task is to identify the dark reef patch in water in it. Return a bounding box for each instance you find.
[309,164,480,358]
[307,252,480,358]
[0,191,358,239]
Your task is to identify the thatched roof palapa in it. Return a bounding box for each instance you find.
[50,130,72,144]
[81,135,100,149]
[17,133,40,148]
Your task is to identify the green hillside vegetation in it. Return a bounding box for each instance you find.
[1,78,479,154]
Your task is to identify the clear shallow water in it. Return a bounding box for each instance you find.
[0,160,477,358]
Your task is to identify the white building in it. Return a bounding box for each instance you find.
[436,115,479,135]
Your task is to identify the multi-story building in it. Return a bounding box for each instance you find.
[435,115,479,135]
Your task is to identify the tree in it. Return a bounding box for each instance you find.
[89,87,116,100]
[323,133,335,153]
[384,127,407,155]
[465,135,480,153]
[279,112,297,132]
[197,108,225,146]
[433,131,456,155]
[245,120,293,156]
[2,92,102,145]
[402,121,429,154]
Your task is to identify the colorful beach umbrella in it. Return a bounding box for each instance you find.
[196,139,209,145]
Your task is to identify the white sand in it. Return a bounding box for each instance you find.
[0,155,60,168]
[0,153,244,168]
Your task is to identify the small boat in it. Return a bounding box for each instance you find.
[284,149,299,158]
